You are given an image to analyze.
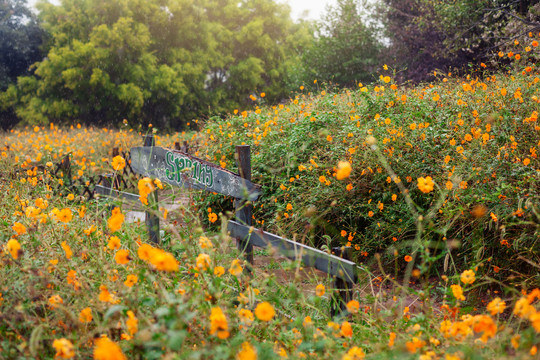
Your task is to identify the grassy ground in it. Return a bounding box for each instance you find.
[1,48,540,358]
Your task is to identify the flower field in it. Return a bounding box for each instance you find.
[1,53,540,358]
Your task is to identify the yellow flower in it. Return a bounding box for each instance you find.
[417,176,435,193]
[79,307,92,323]
[93,336,126,360]
[315,284,325,296]
[336,161,352,180]
[210,307,229,339]
[52,338,75,359]
[196,253,211,271]
[6,239,21,259]
[460,270,475,285]
[255,301,275,321]
[451,284,465,301]
[229,259,243,276]
[342,346,365,360]
[236,341,257,360]
[238,309,254,326]
[214,266,225,277]
[487,297,506,316]
[111,156,126,171]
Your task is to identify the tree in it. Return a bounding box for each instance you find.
[377,0,540,82]
[300,0,381,87]
[0,0,46,128]
[2,0,310,129]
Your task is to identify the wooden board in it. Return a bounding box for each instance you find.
[130,146,261,201]
[227,220,357,283]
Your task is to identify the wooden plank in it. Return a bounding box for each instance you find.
[143,135,160,244]
[130,146,261,201]
[234,145,254,266]
[94,184,141,202]
[227,220,357,283]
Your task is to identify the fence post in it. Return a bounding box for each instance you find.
[331,246,354,317]
[235,145,254,267]
[143,135,160,244]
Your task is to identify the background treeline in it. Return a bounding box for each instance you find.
[1,0,539,129]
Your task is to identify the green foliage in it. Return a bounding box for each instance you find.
[0,0,46,128]
[196,64,540,285]
[2,0,310,128]
[300,0,381,86]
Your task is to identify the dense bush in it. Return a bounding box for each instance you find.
[196,50,540,285]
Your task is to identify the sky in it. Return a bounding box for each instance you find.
[28,0,337,21]
[280,0,337,21]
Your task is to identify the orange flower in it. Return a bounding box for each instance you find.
[114,249,130,265]
[57,208,73,223]
[460,270,475,285]
[6,239,21,259]
[417,176,435,193]
[346,300,360,313]
[111,156,126,171]
[214,266,225,277]
[52,338,75,359]
[229,259,243,276]
[336,161,352,180]
[79,307,93,323]
[137,243,154,260]
[126,310,138,335]
[404,255,412,262]
[486,297,506,316]
[451,284,465,301]
[209,307,229,339]
[208,212,218,223]
[255,302,275,321]
[124,274,138,287]
[340,321,353,337]
[147,248,179,272]
[236,341,257,360]
[49,294,63,308]
[12,222,27,236]
[107,208,124,232]
[93,337,126,360]
[315,284,325,296]
[196,253,211,271]
[61,241,73,259]
[108,236,121,250]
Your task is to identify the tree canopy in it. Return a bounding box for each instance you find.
[1,0,310,129]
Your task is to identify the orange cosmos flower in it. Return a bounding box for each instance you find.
[417,176,435,193]
[6,239,21,259]
[79,307,93,323]
[451,284,465,301]
[107,208,124,233]
[52,338,75,359]
[124,274,138,287]
[93,337,126,360]
[137,243,153,260]
[196,253,211,271]
[108,236,121,250]
[236,342,257,360]
[336,161,352,180]
[209,307,229,339]
[486,297,506,316]
[148,248,179,272]
[214,266,225,277]
[404,255,412,262]
[460,270,475,284]
[114,249,130,265]
[315,284,325,296]
[57,208,73,223]
[255,302,275,321]
[12,222,27,236]
[347,300,360,313]
[229,259,243,276]
[111,156,126,171]
[61,241,73,259]
[341,321,353,337]
[126,310,138,335]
